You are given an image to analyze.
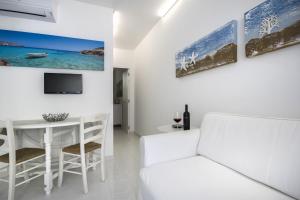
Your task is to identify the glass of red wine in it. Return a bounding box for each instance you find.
[173,112,182,128]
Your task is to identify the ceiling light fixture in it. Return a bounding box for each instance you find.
[157,0,179,17]
[113,11,120,36]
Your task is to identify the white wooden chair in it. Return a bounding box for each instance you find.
[0,120,45,200]
[57,113,109,194]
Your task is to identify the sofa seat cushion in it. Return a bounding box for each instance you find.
[140,156,293,200]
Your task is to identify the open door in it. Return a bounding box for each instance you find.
[113,68,129,134]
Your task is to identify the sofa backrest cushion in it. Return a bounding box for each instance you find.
[197,113,300,200]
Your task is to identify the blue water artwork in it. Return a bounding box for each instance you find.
[245,0,300,57]
[175,20,237,78]
[0,29,104,70]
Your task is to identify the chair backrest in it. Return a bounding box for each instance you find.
[79,113,109,154]
[197,113,300,200]
[0,120,16,166]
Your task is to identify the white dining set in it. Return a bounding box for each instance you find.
[0,113,109,200]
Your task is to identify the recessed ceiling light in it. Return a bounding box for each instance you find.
[157,0,179,17]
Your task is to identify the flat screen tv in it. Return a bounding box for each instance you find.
[44,73,83,94]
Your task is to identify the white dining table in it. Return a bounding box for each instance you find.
[13,118,80,195]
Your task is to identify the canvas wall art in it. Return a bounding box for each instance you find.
[245,0,300,57]
[175,20,237,78]
[0,29,104,70]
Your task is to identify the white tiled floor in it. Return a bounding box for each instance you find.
[0,128,140,200]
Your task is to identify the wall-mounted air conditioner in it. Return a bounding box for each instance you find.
[0,0,58,23]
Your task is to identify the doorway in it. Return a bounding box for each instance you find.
[113,68,129,133]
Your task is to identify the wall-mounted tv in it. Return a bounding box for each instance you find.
[44,73,83,94]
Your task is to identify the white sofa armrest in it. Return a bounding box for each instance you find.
[140,129,200,168]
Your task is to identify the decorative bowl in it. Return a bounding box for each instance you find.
[42,113,69,122]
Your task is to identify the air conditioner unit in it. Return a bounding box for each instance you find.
[0,0,58,23]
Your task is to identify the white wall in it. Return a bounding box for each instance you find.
[113,48,135,132]
[114,48,134,68]
[0,0,114,156]
[134,0,300,135]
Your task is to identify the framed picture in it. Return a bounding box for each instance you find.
[245,0,300,57]
[176,20,237,78]
[0,29,104,71]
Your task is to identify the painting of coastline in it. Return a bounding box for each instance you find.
[245,0,300,58]
[0,29,104,70]
[176,20,237,78]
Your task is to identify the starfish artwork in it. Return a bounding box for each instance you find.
[180,57,188,71]
[175,20,237,78]
[189,52,198,65]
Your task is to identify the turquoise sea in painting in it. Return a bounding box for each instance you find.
[0,29,104,71]
[0,46,104,70]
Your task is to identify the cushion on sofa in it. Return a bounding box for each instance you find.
[140,156,293,200]
[197,113,300,199]
[140,129,200,168]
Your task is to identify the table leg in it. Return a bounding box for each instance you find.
[44,127,53,195]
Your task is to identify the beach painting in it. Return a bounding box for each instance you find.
[176,20,237,78]
[245,0,300,57]
[0,29,104,70]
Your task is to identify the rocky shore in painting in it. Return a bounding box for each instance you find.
[176,43,237,78]
[80,47,104,56]
[0,41,16,65]
[0,59,8,66]
[246,20,300,57]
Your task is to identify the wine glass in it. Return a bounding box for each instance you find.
[173,112,182,128]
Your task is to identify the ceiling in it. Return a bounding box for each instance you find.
[77,0,167,49]
[77,0,114,8]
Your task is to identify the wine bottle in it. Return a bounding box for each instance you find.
[183,104,190,130]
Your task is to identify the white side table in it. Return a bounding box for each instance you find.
[157,124,198,133]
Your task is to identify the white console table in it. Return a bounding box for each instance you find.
[14,118,80,195]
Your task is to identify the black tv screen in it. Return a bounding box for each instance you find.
[44,73,83,94]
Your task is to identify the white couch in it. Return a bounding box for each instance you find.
[139,113,300,200]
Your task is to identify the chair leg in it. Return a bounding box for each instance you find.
[86,153,90,170]
[100,150,105,182]
[22,163,29,183]
[92,153,96,171]
[58,150,64,187]
[8,164,16,200]
[81,156,88,194]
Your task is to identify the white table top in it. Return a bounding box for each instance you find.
[157,124,198,133]
[14,117,80,129]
